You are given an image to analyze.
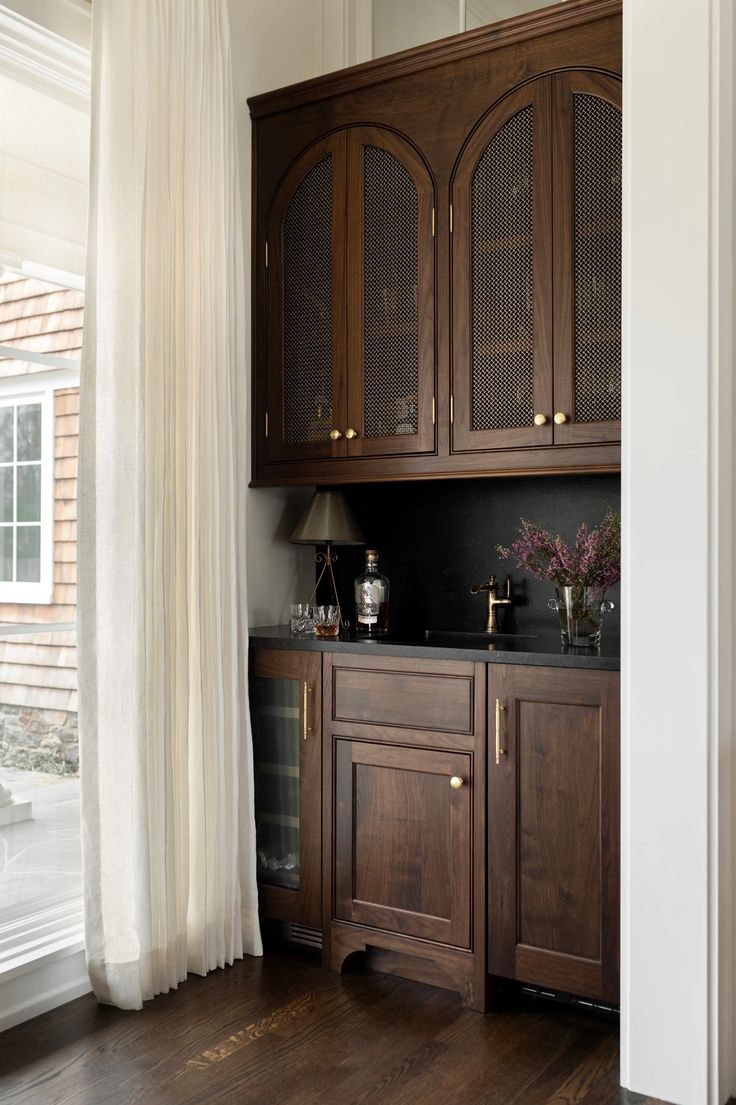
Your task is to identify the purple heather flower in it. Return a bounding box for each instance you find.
[496,510,620,589]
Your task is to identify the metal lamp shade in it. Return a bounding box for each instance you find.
[290,490,365,546]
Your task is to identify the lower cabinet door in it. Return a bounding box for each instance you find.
[488,664,620,1002]
[334,739,472,948]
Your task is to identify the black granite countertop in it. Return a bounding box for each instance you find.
[249,625,620,671]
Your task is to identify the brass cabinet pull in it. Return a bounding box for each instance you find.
[450,775,464,789]
[329,428,343,440]
[345,428,358,439]
[554,411,568,425]
[302,682,313,740]
[533,413,548,426]
[495,699,506,764]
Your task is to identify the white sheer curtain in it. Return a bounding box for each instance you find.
[78,0,262,1010]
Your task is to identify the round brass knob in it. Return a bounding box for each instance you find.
[450,776,464,790]
[533,413,548,427]
[554,412,568,425]
[345,428,358,440]
[329,429,343,440]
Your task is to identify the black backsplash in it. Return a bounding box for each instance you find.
[324,475,621,637]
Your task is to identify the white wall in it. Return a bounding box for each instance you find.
[373,0,459,57]
[228,1,332,627]
[621,1,735,1102]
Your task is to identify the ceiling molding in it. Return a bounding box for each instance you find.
[0,4,89,110]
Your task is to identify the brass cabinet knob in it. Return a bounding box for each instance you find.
[329,428,343,440]
[554,412,568,425]
[345,428,358,440]
[533,413,548,426]
[449,776,464,789]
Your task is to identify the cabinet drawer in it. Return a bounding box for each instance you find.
[329,654,477,737]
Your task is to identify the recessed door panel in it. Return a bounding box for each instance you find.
[334,740,472,947]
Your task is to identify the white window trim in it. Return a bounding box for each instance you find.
[0,263,81,604]
[0,897,87,1033]
[0,384,55,604]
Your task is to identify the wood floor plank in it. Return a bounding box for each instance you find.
[0,948,668,1105]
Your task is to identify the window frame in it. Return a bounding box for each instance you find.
[0,381,56,604]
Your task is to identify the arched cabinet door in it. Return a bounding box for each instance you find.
[451,80,553,453]
[265,133,347,464]
[345,127,436,458]
[552,72,622,445]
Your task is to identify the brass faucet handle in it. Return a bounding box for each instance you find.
[470,573,500,596]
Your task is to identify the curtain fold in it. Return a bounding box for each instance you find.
[78,0,261,1011]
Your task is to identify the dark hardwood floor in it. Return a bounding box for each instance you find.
[1,945,667,1105]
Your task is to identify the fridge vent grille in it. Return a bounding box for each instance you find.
[284,923,323,950]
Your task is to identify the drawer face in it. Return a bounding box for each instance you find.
[332,662,474,734]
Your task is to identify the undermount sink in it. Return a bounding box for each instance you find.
[424,629,539,645]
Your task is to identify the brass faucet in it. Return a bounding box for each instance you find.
[470,574,513,633]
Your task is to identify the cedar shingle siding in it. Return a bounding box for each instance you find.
[0,275,80,712]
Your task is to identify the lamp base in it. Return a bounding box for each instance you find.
[308,540,348,630]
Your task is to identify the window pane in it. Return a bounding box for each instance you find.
[0,408,13,462]
[0,467,12,523]
[0,527,12,580]
[17,464,41,522]
[17,404,42,462]
[16,525,40,582]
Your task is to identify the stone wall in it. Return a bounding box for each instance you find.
[0,703,78,775]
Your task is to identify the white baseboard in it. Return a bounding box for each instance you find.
[0,941,91,1034]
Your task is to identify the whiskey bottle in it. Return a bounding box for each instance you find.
[354,549,390,636]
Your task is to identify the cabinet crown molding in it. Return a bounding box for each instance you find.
[247,0,621,120]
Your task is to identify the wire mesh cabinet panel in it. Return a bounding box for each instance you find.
[345,128,436,458]
[552,71,622,446]
[265,133,348,464]
[250,648,322,929]
[451,79,554,453]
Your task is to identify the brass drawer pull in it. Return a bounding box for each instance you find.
[495,699,506,764]
[533,413,548,426]
[554,411,568,425]
[303,682,313,740]
[329,428,343,440]
[345,428,358,440]
[450,775,464,789]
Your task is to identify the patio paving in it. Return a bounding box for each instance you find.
[0,768,81,920]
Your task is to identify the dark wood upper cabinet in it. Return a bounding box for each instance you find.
[552,71,622,445]
[251,0,622,484]
[451,71,621,455]
[264,126,436,465]
[488,664,620,1003]
[451,79,554,453]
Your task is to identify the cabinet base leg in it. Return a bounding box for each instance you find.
[328,923,488,1012]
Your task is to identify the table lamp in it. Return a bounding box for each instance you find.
[290,490,365,628]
